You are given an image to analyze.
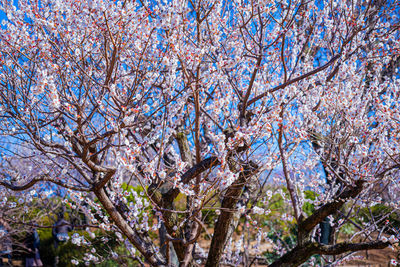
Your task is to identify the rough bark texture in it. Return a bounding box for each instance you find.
[205,176,246,267]
[223,178,258,252]
[205,160,258,267]
[177,131,197,267]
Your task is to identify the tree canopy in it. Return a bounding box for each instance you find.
[0,0,399,266]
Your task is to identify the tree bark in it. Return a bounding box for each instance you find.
[204,176,246,267]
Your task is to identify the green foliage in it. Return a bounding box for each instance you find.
[341,223,356,235]
[38,228,82,267]
[302,190,318,216]
[262,224,297,263]
[37,228,136,266]
[202,209,218,230]
[303,190,318,201]
[359,204,400,231]
[6,193,141,266]
[260,189,326,265]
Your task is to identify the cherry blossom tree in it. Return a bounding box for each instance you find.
[0,0,399,266]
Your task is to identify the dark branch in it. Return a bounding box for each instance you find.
[181,156,219,184]
[298,179,365,234]
[247,54,340,106]
[205,161,259,267]
[269,240,389,267]
[317,240,389,255]
[94,169,117,191]
[166,156,220,200]
[0,176,91,192]
[0,178,38,191]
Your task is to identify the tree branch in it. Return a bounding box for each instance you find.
[247,54,340,106]
[0,175,91,192]
[269,240,389,267]
[93,169,116,191]
[166,156,220,200]
[205,161,259,267]
[94,188,166,266]
[298,179,365,235]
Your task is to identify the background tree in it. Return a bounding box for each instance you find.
[0,0,399,266]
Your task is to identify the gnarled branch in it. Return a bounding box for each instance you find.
[298,179,365,235]
[269,240,389,267]
[0,175,91,192]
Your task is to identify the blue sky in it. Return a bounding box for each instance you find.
[0,10,5,22]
